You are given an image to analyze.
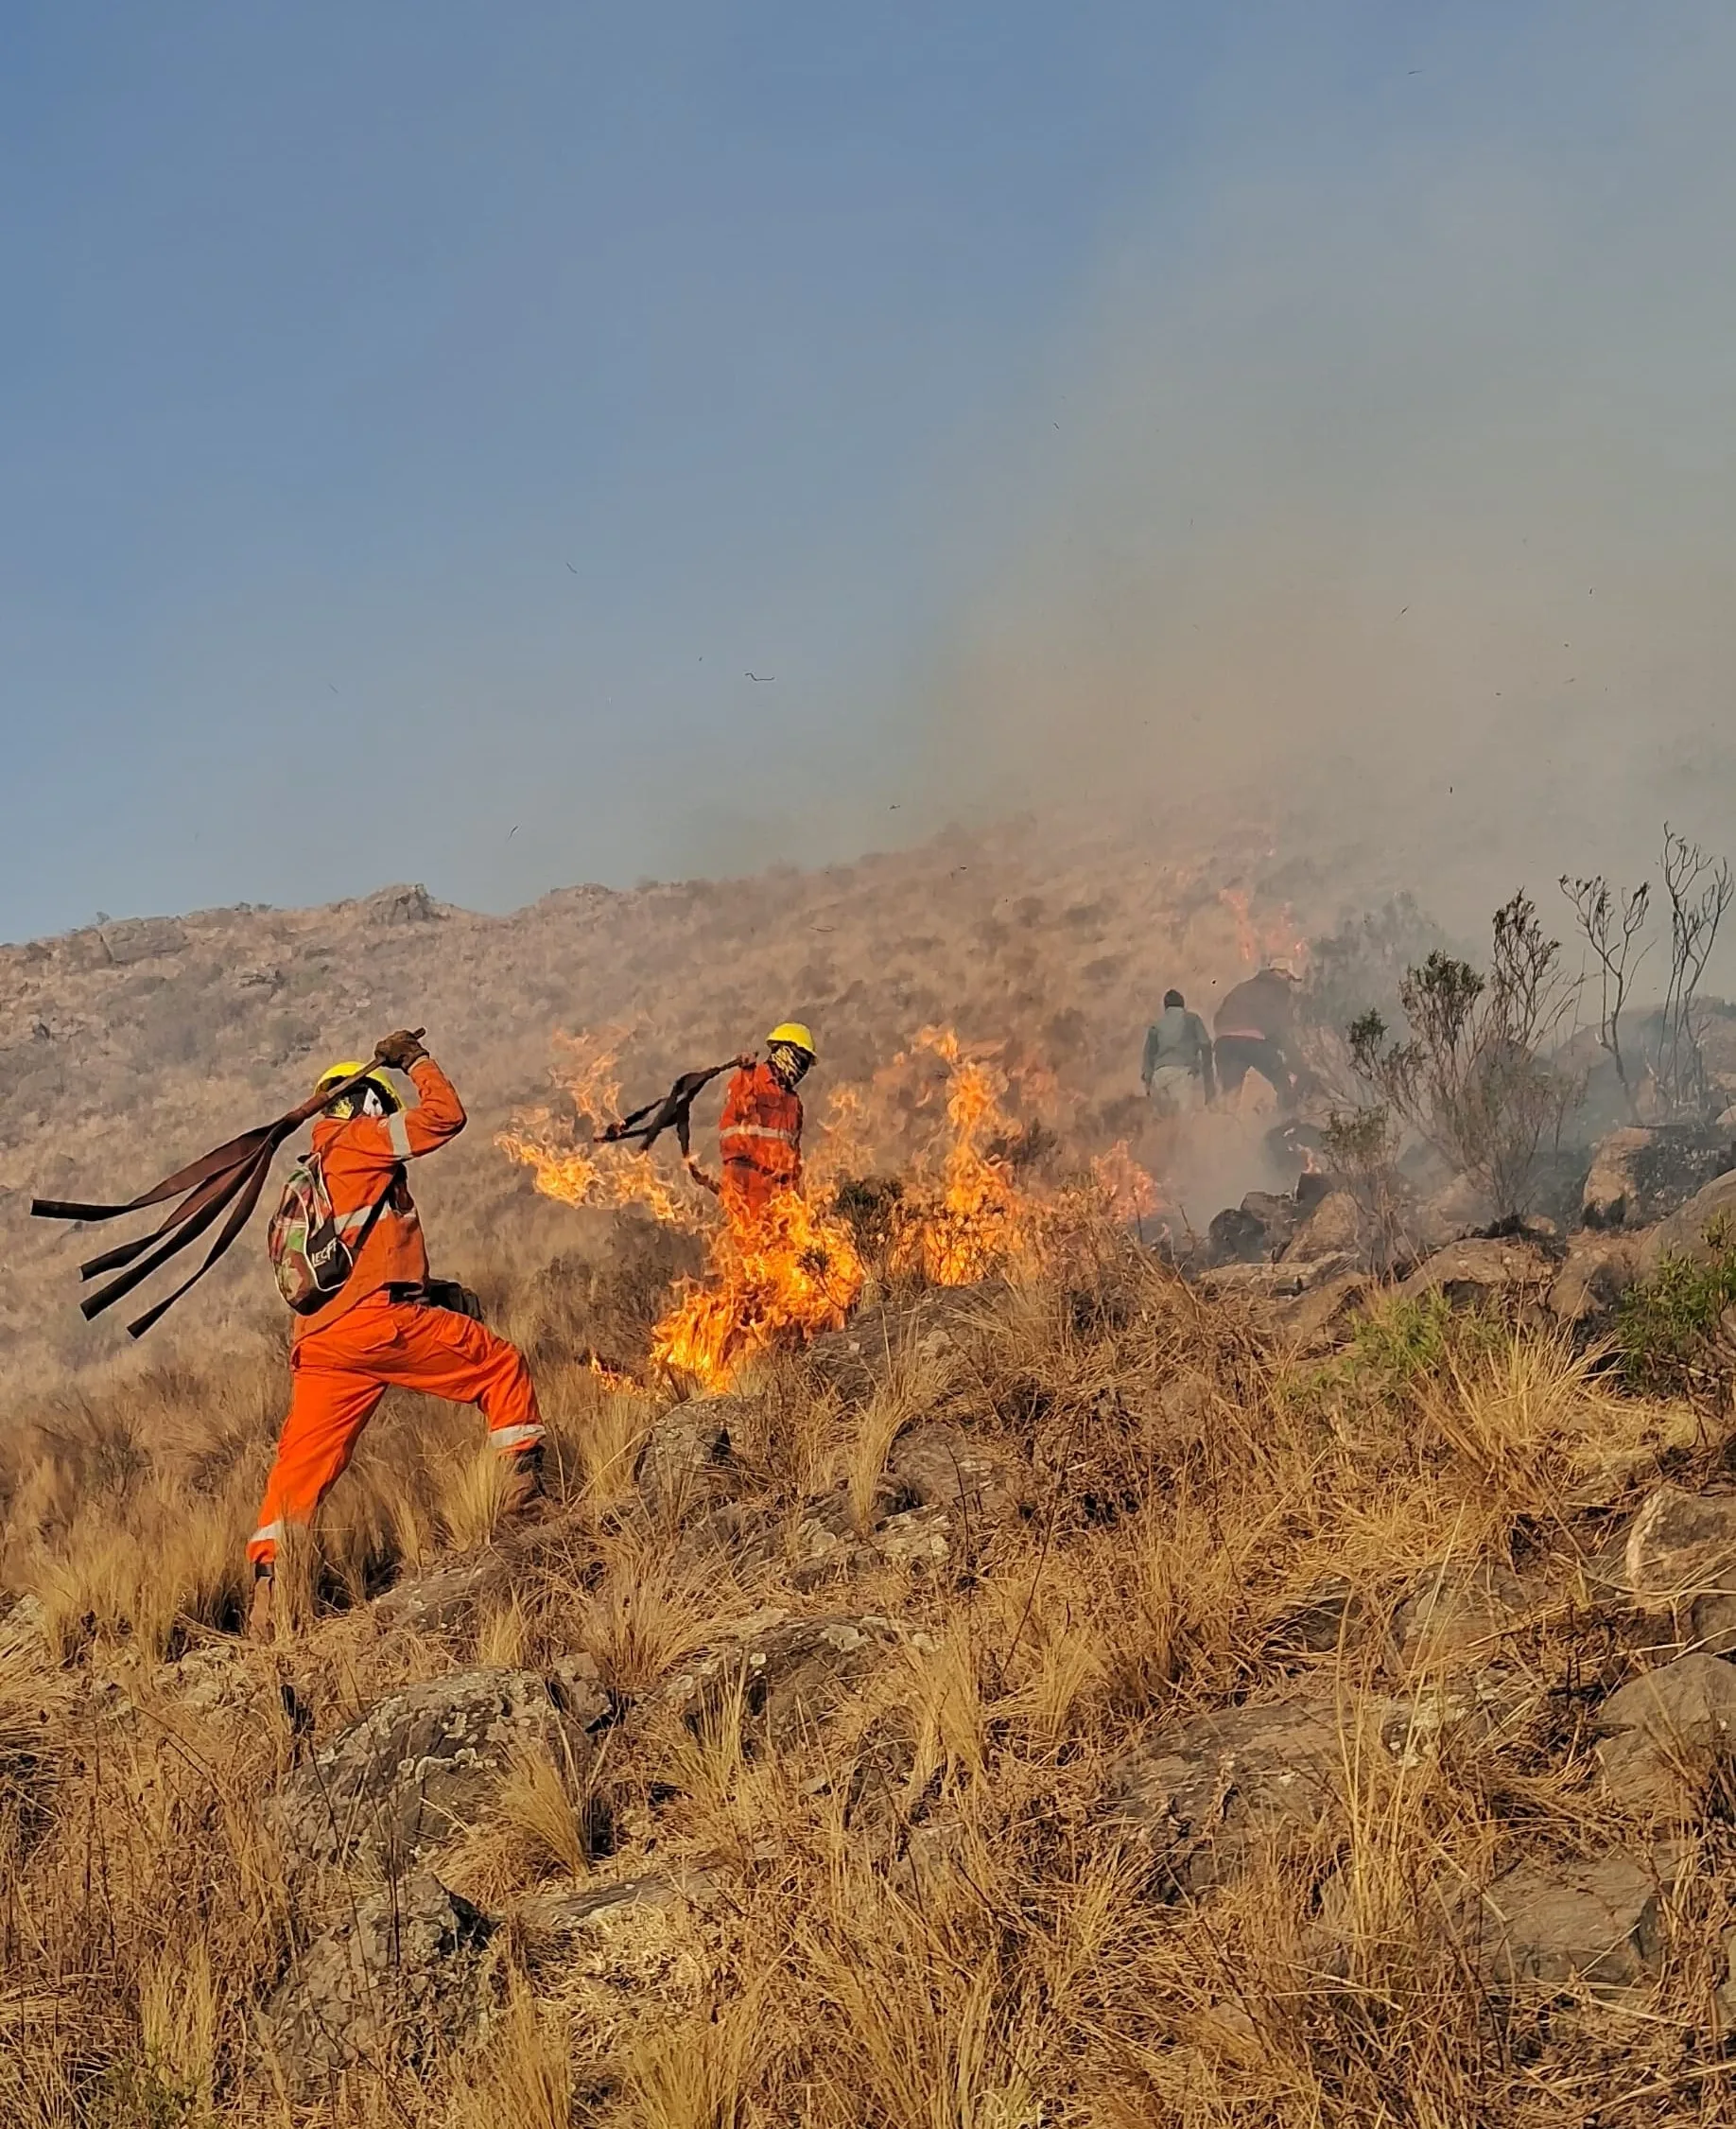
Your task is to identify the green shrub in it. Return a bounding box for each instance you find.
[1616,1216,1736,1391]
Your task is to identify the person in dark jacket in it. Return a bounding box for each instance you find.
[1213,968,1301,1109]
[1141,990,1215,1113]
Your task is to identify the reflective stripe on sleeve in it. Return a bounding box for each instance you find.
[249,1520,286,1549]
[720,1123,799,1145]
[490,1422,546,1453]
[388,1110,414,1160]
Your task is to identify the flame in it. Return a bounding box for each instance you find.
[1217,885,1311,974]
[888,1027,1033,1285]
[495,1031,706,1230]
[1091,1139,1162,1224]
[651,1185,863,1389]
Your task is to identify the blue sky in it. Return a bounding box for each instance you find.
[3,3,1731,940]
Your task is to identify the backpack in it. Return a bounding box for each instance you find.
[268,1150,397,1315]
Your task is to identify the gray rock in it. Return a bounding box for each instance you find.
[1595,1653,1736,1810]
[1473,1855,1668,1992]
[634,1400,744,1520]
[1392,1562,1536,1668]
[372,1556,511,1637]
[1548,1232,1640,1323]
[263,1874,496,2096]
[1279,1190,1364,1266]
[1639,1170,1736,1276]
[1622,1486,1736,1609]
[1584,1128,1659,1230]
[1098,1698,1359,1893]
[1397,1237,1555,1305]
[362,882,440,925]
[883,1420,1010,1517]
[277,1667,607,1870]
[662,1613,911,1749]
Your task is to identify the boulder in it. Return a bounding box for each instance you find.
[1396,1237,1555,1306]
[634,1399,744,1520]
[1584,1128,1657,1229]
[1097,1697,1361,1893]
[97,916,187,966]
[1399,1175,1490,1258]
[1586,1125,1735,1230]
[1473,1855,1668,1992]
[1206,1204,1270,1267]
[1548,1233,1640,1324]
[661,1613,912,1749]
[1639,1170,1736,1276]
[277,1667,608,1870]
[1621,1486,1736,1609]
[1594,1653,1736,1811]
[882,1420,1011,1518]
[362,882,440,925]
[1280,1190,1364,1266]
[263,1874,496,2096]
[1391,1562,1537,1668]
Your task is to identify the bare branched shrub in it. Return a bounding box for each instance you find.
[1561,871,1652,1117]
[1658,822,1733,1117]
[1349,891,1582,1221]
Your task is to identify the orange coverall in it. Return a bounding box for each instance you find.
[248,1056,543,1568]
[718,1060,803,1221]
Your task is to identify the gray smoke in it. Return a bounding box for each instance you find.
[920,4,1736,959]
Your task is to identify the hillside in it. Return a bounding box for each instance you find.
[0,818,1345,1390]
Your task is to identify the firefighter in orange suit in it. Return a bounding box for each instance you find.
[716,1021,815,1221]
[247,1030,544,1637]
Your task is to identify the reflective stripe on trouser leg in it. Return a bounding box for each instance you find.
[490,1422,546,1454]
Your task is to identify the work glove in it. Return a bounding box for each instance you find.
[374,1027,429,1071]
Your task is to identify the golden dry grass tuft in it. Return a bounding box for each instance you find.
[3,1229,1733,2123]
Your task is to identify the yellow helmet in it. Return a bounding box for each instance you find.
[765,1021,816,1058]
[314,1059,404,1119]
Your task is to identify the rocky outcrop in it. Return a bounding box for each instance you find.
[1638,1171,1736,1276]
[661,1612,912,1749]
[634,1400,744,1520]
[1098,1698,1363,1893]
[1397,1237,1555,1307]
[277,1667,609,1870]
[263,1875,496,2096]
[1595,1654,1736,1812]
[1620,1486,1736,1610]
[1547,1232,1639,1324]
[97,916,188,966]
[1585,1126,1735,1230]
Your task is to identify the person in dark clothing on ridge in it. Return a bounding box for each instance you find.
[1213,967,1302,1110]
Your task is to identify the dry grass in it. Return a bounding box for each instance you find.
[2,1228,1732,2124]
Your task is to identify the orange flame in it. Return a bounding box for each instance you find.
[888,1027,1033,1285]
[495,1032,707,1230]
[1218,885,1311,974]
[651,1186,863,1390]
[1090,1139,1162,1223]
